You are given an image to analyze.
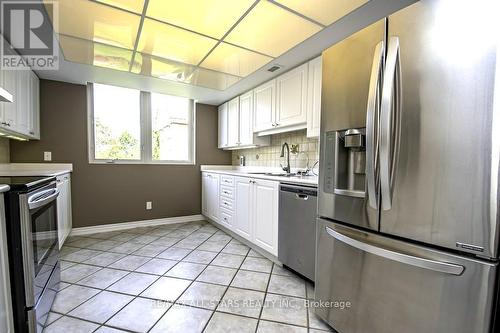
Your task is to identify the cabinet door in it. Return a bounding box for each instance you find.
[208,174,220,222]
[252,179,279,255]
[239,91,253,146]
[202,173,209,216]
[56,177,67,248]
[253,80,276,132]
[276,63,308,128]
[15,70,30,135]
[63,174,72,240]
[218,103,228,149]
[306,56,322,138]
[0,69,16,130]
[234,177,253,240]
[29,71,40,139]
[227,97,239,147]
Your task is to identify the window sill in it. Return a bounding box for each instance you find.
[89,160,196,166]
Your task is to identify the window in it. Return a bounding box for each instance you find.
[88,83,195,164]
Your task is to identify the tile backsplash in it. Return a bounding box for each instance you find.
[232,129,319,169]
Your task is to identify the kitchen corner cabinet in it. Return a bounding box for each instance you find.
[218,103,228,149]
[218,94,270,150]
[57,173,72,248]
[204,174,279,256]
[202,172,220,223]
[306,56,322,138]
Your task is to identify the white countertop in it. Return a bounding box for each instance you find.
[201,165,318,186]
[0,163,73,177]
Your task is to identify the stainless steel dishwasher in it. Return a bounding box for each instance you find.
[278,183,317,281]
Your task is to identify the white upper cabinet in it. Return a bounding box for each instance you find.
[276,62,308,128]
[29,71,40,139]
[227,97,240,147]
[0,69,17,130]
[15,69,30,135]
[307,56,322,138]
[218,103,228,149]
[253,80,276,132]
[218,93,270,150]
[239,91,253,146]
[0,67,40,139]
[217,57,322,146]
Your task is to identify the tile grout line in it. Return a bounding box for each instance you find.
[51,221,322,332]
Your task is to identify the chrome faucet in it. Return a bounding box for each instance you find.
[280,142,291,173]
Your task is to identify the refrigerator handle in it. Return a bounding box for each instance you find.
[380,37,402,211]
[365,41,385,209]
[325,226,465,275]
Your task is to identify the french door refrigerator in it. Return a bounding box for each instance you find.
[316,1,500,333]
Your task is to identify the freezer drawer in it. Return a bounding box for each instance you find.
[315,218,498,333]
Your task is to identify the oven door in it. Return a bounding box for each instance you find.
[20,183,59,311]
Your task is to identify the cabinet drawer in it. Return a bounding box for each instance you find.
[220,175,234,186]
[220,185,234,199]
[220,209,233,227]
[220,197,234,211]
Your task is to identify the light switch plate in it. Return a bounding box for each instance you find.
[146,201,152,210]
[44,151,52,161]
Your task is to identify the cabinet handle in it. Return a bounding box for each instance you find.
[29,131,34,135]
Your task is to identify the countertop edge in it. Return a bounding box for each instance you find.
[201,169,318,186]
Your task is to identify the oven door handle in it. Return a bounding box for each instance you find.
[28,189,59,210]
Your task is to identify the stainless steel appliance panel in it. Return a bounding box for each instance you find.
[315,218,497,333]
[278,184,317,280]
[319,19,386,231]
[379,0,500,258]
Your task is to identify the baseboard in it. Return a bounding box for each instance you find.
[70,214,205,236]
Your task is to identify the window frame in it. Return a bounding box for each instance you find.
[87,83,196,165]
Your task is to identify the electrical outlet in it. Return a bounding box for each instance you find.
[44,151,52,161]
[146,201,152,210]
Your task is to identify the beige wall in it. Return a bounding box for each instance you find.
[232,129,319,169]
[10,80,231,228]
[0,138,9,163]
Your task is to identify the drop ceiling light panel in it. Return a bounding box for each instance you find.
[200,42,273,77]
[146,0,255,39]
[132,53,240,91]
[224,0,322,57]
[137,18,218,65]
[95,0,145,14]
[58,35,137,72]
[188,68,241,91]
[49,0,140,49]
[274,0,370,26]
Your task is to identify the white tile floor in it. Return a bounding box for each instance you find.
[43,220,333,333]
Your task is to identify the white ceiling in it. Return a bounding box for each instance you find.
[35,0,417,105]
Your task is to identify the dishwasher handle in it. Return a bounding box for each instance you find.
[280,184,317,197]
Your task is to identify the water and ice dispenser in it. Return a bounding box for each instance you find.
[324,128,366,198]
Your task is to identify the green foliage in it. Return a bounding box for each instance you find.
[95,118,139,160]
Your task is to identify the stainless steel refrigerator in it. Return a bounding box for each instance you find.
[315,1,500,332]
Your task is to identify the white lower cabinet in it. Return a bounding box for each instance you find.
[252,179,279,254]
[203,173,279,256]
[234,177,253,240]
[202,172,220,223]
[56,173,72,248]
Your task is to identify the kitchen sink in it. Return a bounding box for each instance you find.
[247,172,297,177]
